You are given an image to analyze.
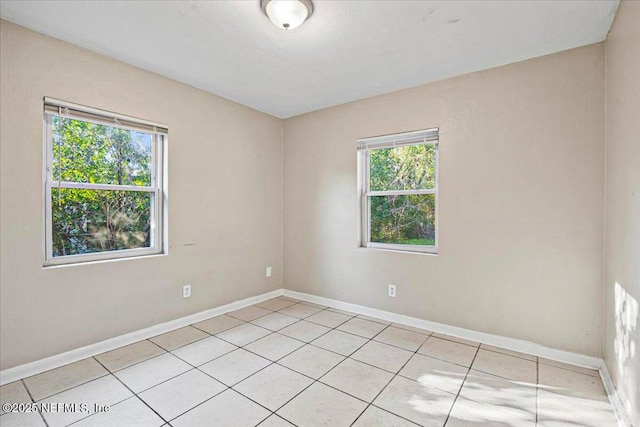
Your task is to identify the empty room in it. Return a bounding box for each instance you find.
[0,0,638,426]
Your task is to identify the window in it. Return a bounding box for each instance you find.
[358,129,439,254]
[43,98,167,266]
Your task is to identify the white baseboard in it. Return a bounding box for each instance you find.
[600,363,632,427]
[0,289,283,386]
[283,289,603,369]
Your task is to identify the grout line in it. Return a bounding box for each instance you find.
[22,371,112,404]
[153,304,342,424]
[204,306,391,424]
[149,330,214,352]
[442,344,481,426]
[98,339,169,374]
[255,314,387,418]
[536,357,539,424]
[349,323,436,426]
[160,383,231,423]
[19,378,50,427]
[91,357,171,426]
[478,344,538,362]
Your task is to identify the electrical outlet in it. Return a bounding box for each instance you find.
[266,266,272,277]
[183,284,191,299]
[388,284,396,297]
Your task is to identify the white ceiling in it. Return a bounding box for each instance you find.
[1,0,619,118]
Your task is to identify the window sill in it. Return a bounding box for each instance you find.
[358,245,438,256]
[43,252,167,269]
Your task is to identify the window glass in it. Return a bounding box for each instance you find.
[52,117,152,186]
[369,194,436,246]
[369,144,436,191]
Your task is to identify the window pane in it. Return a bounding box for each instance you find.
[51,188,152,257]
[369,144,436,191]
[52,116,152,186]
[370,194,435,246]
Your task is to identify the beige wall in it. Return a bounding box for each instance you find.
[283,44,606,357]
[0,20,283,370]
[604,1,640,424]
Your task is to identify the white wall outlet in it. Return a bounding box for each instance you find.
[266,267,272,277]
[388,284,397,297]
[182,284,191,299]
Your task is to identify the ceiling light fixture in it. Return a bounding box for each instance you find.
[261,0,313,30]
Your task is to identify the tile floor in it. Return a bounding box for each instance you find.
[0,297,618,427]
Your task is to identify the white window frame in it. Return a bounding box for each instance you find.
[358,128,439,254]
[43,98,168,266]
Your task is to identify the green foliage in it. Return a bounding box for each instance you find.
[51,117,152,257]
[369,145,436,246]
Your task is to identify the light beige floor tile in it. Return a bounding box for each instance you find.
[374,326,429,351]
[139,369,226,421]
[479,344,537,362]
[278,320,331,342]
[538,357,599,377]
[149,326,209,351]
[445,396,535,427]
[311,330,368,356]
[73,396,164,427]
[199,348,271,386]
[305,310,352,328]
[279,344,344,379]
[351,341,413,373]
[300,301,328,309]
[356,314,391,325]
[113,353,191,393]
[24,358,108,401]
[537,389,617,427]
[327,307,357,316]
[1,381,31,415]
[192,314,244,335]
[278,303,323,319]
[0,410,47,426]
[227,305,273,322]
[233,364,313,411]
[538,363,606,398]
[373,376,456,427]
[95,340,165,372]
[320,358,393,402]
[216,323,271,346]
[391,323,433,336]
[337,318,387,338]
[353,406,419,426]
[244,333,305,361]
[459,369,536,421]
[171,336,236,366]
[171,389,270,427]
[399,353,468,395]
[251,312,299,331]
[259,414,296,427]
[431,332,480,347]
[256,298,298,311]
[277,382,367,427]
[278,296,302,303]
[418,337,478,367]
[471,349,536,383]
[40,375,132,427]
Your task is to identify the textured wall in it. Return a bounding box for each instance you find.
[283,44,605,357]
[0,20,283,370]
[603,1,640,424]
